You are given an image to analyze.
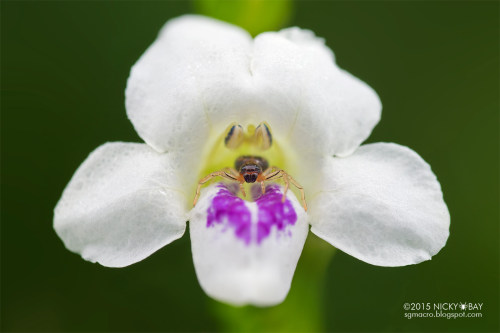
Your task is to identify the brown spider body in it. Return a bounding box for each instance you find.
[193,155,307,211]
[235,156,269,183]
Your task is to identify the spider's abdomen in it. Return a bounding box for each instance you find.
[235,155,269,171]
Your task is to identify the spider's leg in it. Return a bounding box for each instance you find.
[263,167,308,211]
[261,167,278,177]
[289,176,307,212]
[263,168,285,199]
[193,170,238,206]
[282,173,290,203]
[224,168,241,179]
[223,167,247,197]
[239,182,246,197]
[258,168,276,195]
[263,169,283,181]
[194,172,219,207]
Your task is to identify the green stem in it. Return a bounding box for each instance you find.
[210,233,336,332]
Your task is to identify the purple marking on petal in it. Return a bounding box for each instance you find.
[255,184,297,244]
[207,184,252,245]
[207,183,298,245]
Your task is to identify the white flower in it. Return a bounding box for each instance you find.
[54,15,450,307]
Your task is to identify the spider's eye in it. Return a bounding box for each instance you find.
[254,122,272,151]
[224,123,244,149]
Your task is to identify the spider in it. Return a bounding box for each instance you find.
[193,155,307,211]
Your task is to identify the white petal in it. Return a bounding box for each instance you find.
[310,143,450,266]
[54,142,188,268]
[252,28,381,157]
[126,15,381,161]
[189,184,308,306]
[125,15,253,160]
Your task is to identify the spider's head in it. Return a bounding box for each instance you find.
[235,155,268,183]
[240,164,261,183]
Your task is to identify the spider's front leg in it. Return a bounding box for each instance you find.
[193,168,241,207]
[288,175,307,212]
[259,167,279,194]
[224,168,246,197]
[262,167,308,211]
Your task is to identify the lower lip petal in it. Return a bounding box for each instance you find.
[206,183,298,244]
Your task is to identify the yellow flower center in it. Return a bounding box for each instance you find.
[196,122,298,199]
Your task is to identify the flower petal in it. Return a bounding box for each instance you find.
[126,15,381,161]
[252,28,382,157]
[189,183,308,306]
[125,15,253,159]
[310,143,450,266]
[54,142,187,268]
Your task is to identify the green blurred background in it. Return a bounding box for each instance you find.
[1,1,498,332]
